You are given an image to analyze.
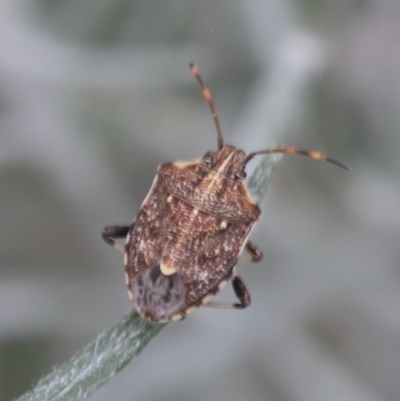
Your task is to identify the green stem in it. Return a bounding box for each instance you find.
[15,311,164,401]
[247,154,282,204]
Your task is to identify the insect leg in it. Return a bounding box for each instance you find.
[204,273,251,309]
[101,225,130,253]
[238,241,263,263]
[245,241,263,262]
[231,274,251,308]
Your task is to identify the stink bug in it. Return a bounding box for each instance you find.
[102,63,349,322]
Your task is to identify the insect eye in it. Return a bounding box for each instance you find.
[203,153,213,166]
[236,170,247,180]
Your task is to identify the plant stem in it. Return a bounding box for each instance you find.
[15,311,164,401]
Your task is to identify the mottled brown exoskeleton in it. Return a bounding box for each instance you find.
[102,64,349,322]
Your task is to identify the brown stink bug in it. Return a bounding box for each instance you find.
[102,63,349,322]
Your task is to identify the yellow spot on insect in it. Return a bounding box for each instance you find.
[218,279,228,290]
[160,261,178,276]
[185,306,198,315]
[201,294,214,305]
[123,252,128,267]
[220,220,228,230]
[167,195,173,203]
[124,272,129,285]
[171,314,183,321]
[127,289,134,300]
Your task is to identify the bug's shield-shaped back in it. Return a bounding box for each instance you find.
[125,160,261,321]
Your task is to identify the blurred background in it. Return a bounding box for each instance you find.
[1,1,400,400]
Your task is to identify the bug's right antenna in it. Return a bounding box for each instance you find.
[244,147,350,170]
[189,63,224,150]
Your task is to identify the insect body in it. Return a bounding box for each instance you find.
[102,64,348,322]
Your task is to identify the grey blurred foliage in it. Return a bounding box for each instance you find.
[1,1,400,401]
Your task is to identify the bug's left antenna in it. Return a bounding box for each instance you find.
[189,63,224,150]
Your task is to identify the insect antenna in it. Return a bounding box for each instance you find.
[244,147,350,170]
[189,63,224,150]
